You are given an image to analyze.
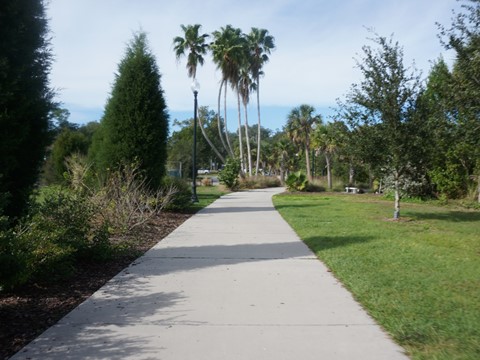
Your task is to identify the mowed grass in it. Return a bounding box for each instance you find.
[187,185,229,213]
[273,193,480,360]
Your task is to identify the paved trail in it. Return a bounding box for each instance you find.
[12,188,409,359]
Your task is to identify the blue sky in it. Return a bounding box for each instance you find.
[47,0,461,131]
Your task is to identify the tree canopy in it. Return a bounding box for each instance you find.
[0,0,54,217]
[91,32,169,188]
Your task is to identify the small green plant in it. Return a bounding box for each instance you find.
[162,177,192,211]
[285,171,308,191]
[218,157,241,190]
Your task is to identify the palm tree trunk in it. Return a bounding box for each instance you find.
[217,79,229,155]
[243,102,252,176]
[236,91,244,173]
[224,83,234,156]
[255,77,261,175]
[197,112,225,163]
[305,145,312,181]
[325,154,332,189]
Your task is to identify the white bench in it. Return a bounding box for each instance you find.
[345,187,359,194]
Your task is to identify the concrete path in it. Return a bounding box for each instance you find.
[12,188,409,359]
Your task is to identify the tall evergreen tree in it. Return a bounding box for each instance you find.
[0,0,54,218]
[91,32,168,188]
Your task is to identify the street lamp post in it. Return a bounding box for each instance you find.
[191,79,200,203]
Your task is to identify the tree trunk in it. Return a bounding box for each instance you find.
[217,79,229,155]
[255,77,261,175]
[349,162,355,185]
[197,113,225,163]
[224,83,234,156]
[243,102,252,176]
[477,174,480,203]
[305,144,312,181]
[236,91,244,173]
[394,172,400,219]
[325,154,332,189]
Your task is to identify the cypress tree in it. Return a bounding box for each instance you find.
[91,32,169,188]
[0,0,54,217]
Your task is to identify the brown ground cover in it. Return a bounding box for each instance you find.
[0,212,191,360]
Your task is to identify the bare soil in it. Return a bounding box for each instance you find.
[0,212,191,360]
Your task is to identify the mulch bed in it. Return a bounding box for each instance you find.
[0,211,191,360]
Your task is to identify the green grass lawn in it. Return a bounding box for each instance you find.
[273,193,480,360]
[186,185,229,213]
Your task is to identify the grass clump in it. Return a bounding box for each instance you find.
[273,193,480,360]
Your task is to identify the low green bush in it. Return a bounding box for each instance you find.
[218,158,241,190]
[162,177,192,211]
[0,188,110,290]
[306,182,326,192]
[285,171,308,192]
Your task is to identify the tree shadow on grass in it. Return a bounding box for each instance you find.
[409,211,480,223]
[304,235,375,252]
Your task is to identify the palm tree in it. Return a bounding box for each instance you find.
[313,122,344,189]
[286,105,322,181]
[211,25,245,158]
[173,24,225,162]
[273,137,294,184]
[238,66,256,175]
[247,28,275,175]
[173,24,209,80]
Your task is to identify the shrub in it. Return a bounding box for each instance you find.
[286,172,308,192]
[162,177,192,211]
[240,176,281,189]
[92,164,173,234]
[306,180,326,192]
[0,188,111,289]
[0,216,29,290]
[201,177,213,186]
[218,158,241,190]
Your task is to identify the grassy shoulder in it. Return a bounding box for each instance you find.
[273,192,480,360]
[186,185,229,213]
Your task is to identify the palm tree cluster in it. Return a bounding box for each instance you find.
[173,24,275,176]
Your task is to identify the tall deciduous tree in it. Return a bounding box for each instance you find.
[91,32,168,188]
[339,34,423,218]
[285,105,322,181]
[0,0,54,218]
[247,28,275,175]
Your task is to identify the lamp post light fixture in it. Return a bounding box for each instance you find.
[191,79,200,203]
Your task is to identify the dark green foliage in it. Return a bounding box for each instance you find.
[162,177,192,211]
[218,157,241,190]
[0,0,54,217]
[50,129,89,182]
[91,32,169,188]
[0,188,110,289]
[434,1,480,201]
[285,171,308,192]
